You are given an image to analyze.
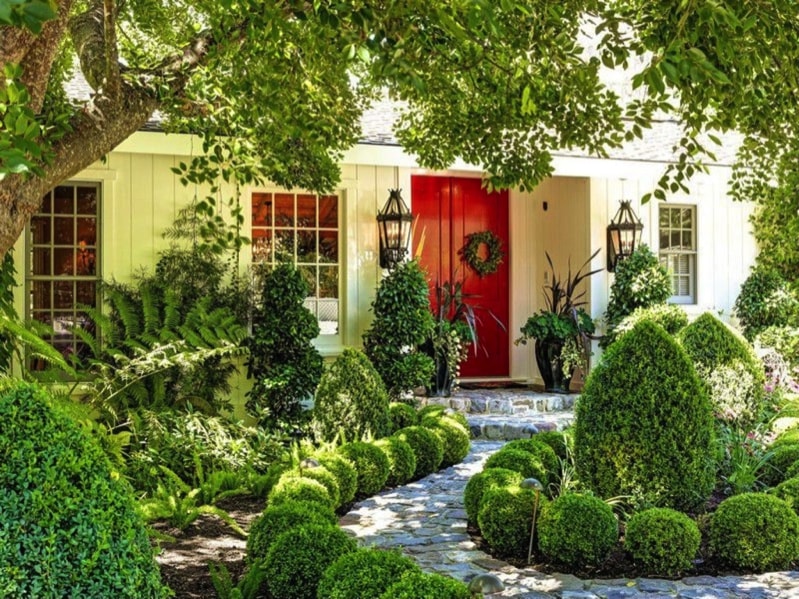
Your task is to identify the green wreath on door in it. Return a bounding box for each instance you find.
[460,230,504,277]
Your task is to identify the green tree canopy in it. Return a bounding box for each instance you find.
[1,1,799,256]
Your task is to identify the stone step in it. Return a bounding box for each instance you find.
[420,389,577,416]
[467,411,574,440]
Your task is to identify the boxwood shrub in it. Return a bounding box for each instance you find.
[613,303,689,341]
[761,444,799,488]
[246,500,337,563]
[316,452,358,506]
[624,507,700,576]
[710,493,799,571]
[532,430,569,461]
[375,437,417,487]
[772,477,799,514]
[264,523,357,599]
[267,475,333,509]
[574,321,716,511]
[278,466,340,507]
[379,572,471,599]
[484,448,549,485]
[313,347,391,442]
[537,493,618,568]
[393,426,444,479]
[422,418,470,468]
[0,383,168,598]
[477,486,539,559]
[316,548,420,599]
[464,467,523,526]
[389,402,419,433]
[504,438,559,478]
[338,441,390,497]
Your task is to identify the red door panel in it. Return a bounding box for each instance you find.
[412,175,509,378]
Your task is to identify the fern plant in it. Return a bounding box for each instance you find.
[209,560,267,599]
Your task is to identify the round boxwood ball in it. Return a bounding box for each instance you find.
[773,477,799,514]
[316,548,420,599]
[417,404,447,419]
[484,447,548,485]
[423,418,471,468]
[267,475,333,509]
[279,465,341,507]
[316,452,358,505]
[477,486,539,558]
[0,383,169,597]
[393,426,444,479]
[624,507,700,576]
[538,493,618,568]
[379,571,471,599]
[389,402,419,432]
[532,430,569,460]
[375,437,417,487]
[265,523,357,599]
[338,441,391,497]
[464,467,523,526]
[420,409,470,431]
[762,443,799,487]
[710,493,799,571]
[504,438,559,478]
[247,500,337,562]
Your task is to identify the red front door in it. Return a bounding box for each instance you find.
[412,175,509,378]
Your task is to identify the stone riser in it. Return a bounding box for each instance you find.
[420,392,577,416]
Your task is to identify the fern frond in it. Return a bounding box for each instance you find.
[105,285,142,338]
[0,315,75,378]
[141,283,161,337]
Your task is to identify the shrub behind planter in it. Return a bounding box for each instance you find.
[0,383,168,598]
[574,321,716,511]
[710,493,799,571]
[624,507,700,576]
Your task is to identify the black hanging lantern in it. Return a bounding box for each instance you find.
[377,188,413,270]
[606,200,643,271]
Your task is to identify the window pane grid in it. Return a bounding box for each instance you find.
[658,205,696,302]
[252,191,340,335]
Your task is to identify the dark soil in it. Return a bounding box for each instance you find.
[154,495,265,599]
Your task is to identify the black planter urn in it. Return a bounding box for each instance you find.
[534,339,572,394]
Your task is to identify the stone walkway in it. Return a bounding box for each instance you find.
[340,440,799,598]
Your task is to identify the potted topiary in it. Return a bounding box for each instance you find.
[515,250,600,393]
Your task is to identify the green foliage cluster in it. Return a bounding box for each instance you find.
[279,466,341,507]
[264,524,357,599]
[375,437,417,487]
[338,441,391,497]
[533,430,569,461]
[423,417,471,468]
[484,448,549,485]
[602,246,672,348]
[710,493,799,571]
[313,347,391,441]
[393,426,444,479]
[537,493,618,568]
[389,402,419,432]
[267,475,333,509]
[0,383,168,598]
[477,486,538,558]
[772,477,799,515]
[504,438,560,478]
[317,548,420,599]
[464,467,524,526]
[418,404,469,429]
[0,251,16,374]
[761,444,799,488]
[624,508,700,576]
[378,572,471,599]
[679,313,765,424]
[363,260,435,399]
[734,265,799,341]
[574,321,716,511]
[246,264,323,426]
[612,303,688,341]
[246,501,337,564]
[756,326,799,371]
[316,452,358,506]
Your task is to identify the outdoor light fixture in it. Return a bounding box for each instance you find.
[521,477,544,565]
[468,573,505,597]
[606,200,644,272]
[377,188,413,270]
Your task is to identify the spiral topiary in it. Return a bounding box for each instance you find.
[537,493,618,568]
[422,418,470,468]
[761,443,799,488]
[710,493,799,571]
[316,548,421,599]
[265,523,357,599]
[477,486,539,558]
[267,475,333,509]
[375,437,417,487]
[338,441,391,497]
[393,426,444,479]
[313,347,391,442]
[0,383,168,598]
[484,448,549,485]
[316,452,358,506]
[389,402,419,433]
[624,507,700,576]
[772,477,799,515]
[379,572,471,599]
[277,466,341,508]
[504,438,559,478]
[246,500,337,563]
[464,467,524,526]
[574,321,716,511]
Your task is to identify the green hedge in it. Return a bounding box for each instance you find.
[375,437,417,487]
[484,448,549,485]
[379,572,471,599]
[624,507,700,576]
[338,441,390,497]
[393,426,444,479]
[477,486,539,559]
[464,467,523,526]
[247,500,337,563]
[316,548,420,599]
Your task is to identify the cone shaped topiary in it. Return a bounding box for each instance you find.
[574,321,716,511]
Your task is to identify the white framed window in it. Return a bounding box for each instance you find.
[26,183,101,368]
[251,191,340,335]
[658,204,696,304]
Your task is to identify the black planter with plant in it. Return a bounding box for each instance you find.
[516,250,600,393]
